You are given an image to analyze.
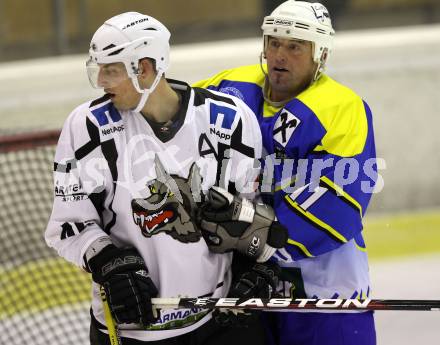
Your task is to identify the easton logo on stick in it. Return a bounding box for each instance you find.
[213,298,371,309]
[152,298,440,311]
[175,298,372,310]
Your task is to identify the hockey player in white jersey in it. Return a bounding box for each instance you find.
[45,12,287,345]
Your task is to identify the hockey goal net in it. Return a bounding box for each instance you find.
[0,130,91,345]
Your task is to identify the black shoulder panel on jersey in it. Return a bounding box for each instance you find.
[100,139,119,235]
[89,189,106,225]
[231,118,255,158]
[90,93,111,108]
[75,117,101,160]
[192,87,236,107]
[101,139,118,183]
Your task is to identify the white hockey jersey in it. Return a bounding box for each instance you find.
[45,79,262,341]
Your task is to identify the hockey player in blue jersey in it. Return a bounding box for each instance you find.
[194,1,378,344]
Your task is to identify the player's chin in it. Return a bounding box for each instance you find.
[269,74,291,88]
[110,99,127,111]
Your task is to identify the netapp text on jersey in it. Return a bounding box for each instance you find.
[101,124,124,136]
[210,128,231,140]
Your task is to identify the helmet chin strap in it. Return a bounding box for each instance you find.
[312,46,328,82]
[313,64,323,82]
[133,70,164,113]
[259,52,268,78]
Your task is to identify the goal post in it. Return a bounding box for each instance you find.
[0,129,61,153]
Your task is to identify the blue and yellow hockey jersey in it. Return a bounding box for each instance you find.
[194,64,377,300]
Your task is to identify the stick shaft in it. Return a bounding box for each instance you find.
[151,298,440,312]
[100,287,122,345]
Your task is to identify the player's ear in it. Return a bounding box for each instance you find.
[138,58,154,77]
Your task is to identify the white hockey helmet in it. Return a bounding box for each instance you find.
[261,1,335,79]
[86,12,171,112]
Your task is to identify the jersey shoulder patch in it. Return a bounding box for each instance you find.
[88,95,122,127]
[273,109,302,148]
[84,95,125,140]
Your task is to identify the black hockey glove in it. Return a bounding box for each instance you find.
[198,186,287,261]
[87,244,158,326]
[229,261,281,299]
[214,255,281,327]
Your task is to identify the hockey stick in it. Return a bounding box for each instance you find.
[151,297,440,312]
[100,287,122,345]
[95,296,439,344]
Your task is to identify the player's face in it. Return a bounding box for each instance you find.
[98,60,157,111]
[93,63,141,111]
[265,36,317,102]
[104,77,142,111]
[86,61,130,90]
[86,61,141,110]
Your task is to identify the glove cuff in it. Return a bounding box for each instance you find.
[83,237,113,272]
[84,236,113,261]
[86,243,118,276]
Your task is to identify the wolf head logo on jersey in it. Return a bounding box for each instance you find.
[131,157,203,243]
